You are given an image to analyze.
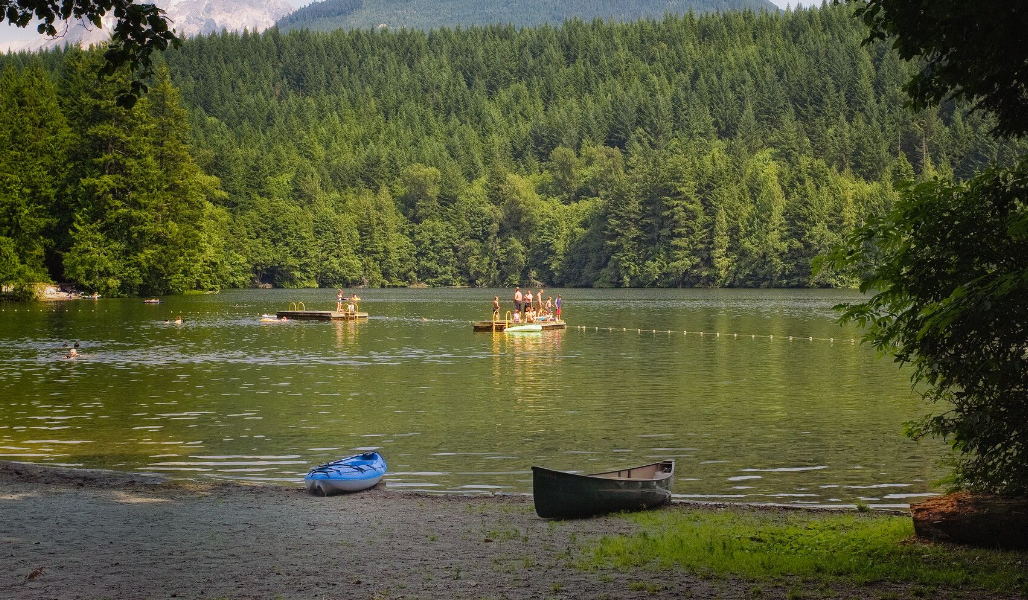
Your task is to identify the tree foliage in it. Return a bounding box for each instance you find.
[854,0,1028,138]
[277,0,777,33]
[1,52,237,296]
[1,4,1026,296]
[829,0,1028,494]
[828,163,1028,494]
[1,0,179,106]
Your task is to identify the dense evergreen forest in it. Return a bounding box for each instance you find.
[277,0,777,33]
[1,5,1025,296]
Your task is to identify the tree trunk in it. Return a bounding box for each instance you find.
[910,492,1028,550]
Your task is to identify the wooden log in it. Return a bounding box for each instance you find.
[910,492,1028,550]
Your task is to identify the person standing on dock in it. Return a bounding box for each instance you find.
[555,295,562,320]
[513,287,522,313]
[537,289,544,314]
[525,290,533,315]
[493,296,500,320]
[337,289,344,312]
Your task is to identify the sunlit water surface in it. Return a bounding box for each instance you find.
[0,288,944,507]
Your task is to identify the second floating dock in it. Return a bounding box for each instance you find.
[277,310,368,321]
[473,320,565,332]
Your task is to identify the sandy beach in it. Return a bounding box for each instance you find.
[0,461,1016,600]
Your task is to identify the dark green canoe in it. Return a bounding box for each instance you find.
[531,460,675,519]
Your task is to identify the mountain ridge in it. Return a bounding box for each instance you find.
[278,0,780,33]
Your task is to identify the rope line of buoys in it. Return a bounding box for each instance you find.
[573,325,856,344]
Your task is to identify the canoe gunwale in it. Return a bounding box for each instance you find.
[533,464,674,484]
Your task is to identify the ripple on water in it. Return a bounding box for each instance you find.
[0,289,941,505]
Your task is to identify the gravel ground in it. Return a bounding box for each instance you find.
[0,461,1016,600]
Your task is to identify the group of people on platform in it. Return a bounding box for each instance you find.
[337,289,360,313]
[493,287,562,323]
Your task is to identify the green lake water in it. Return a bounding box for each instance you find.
[0,288,944,507]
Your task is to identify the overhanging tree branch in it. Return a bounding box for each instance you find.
[1,0,179,106]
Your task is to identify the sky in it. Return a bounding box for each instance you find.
[3,0,803,51]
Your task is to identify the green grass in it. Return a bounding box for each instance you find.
[583,509,1028,593]
[484,526,523,541]
[628,581,663,594]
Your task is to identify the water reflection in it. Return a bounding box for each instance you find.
[0,289,943,506]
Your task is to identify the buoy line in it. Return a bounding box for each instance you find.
[572,325,857,344]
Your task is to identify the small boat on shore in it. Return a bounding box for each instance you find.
[532,460,675,519]
[305,451,387,496]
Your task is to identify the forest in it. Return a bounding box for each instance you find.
[1,4,1025,296]
[277,0,777,33]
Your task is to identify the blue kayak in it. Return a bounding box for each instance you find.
[305,451,387,496]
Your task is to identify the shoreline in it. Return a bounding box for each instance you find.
[1,459,914,515]
[4,461,1015,600]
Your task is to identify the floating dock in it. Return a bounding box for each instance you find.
[473,320,565,332]
[277,310,368,321]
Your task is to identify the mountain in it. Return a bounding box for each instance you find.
[162,0,295,37]
[277,0,780,33]
[12,0,293,52]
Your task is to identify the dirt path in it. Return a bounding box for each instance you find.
[0,461,1011,600]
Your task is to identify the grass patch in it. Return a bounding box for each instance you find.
[583,509,1028,593]
[628,581,663,594]
[484,527,523,542]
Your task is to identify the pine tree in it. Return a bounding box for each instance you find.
[0,64,69,285]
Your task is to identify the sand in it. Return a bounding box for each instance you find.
[0,461,1014,600]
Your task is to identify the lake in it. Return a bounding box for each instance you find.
[0,288,944,507]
